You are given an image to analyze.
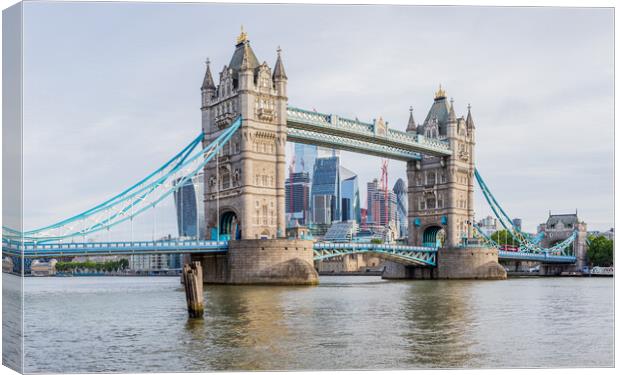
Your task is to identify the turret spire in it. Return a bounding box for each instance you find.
[201,58,216,91]
[466,103,475,129]
[240,42,251,70]
[406,106,416,132]
[273,46,287,80]
[448,97,456,122]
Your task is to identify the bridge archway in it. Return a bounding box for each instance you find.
[422,226,445,248]
[220,211,240,240]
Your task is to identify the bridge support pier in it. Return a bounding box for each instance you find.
[191,239,319,285]
[382,262,435,279]
[436,247,506,279]
[539,264,576,276]
[382,246,506,280]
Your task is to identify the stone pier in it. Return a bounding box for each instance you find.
[192,239,319,285]
[382,246,506,280]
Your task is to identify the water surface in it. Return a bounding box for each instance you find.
[12,275,614,372]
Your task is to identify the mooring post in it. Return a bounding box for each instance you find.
[182,261,204,318]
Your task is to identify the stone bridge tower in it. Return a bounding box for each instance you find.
[537,213,588,273]
[201,29,288,241]
[406,86,475,249]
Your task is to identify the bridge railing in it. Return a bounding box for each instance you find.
[498,250,576,263]
[313,242,437,252]
[287,107,451,154]
[3,239,229,253]
[286,128,422,161]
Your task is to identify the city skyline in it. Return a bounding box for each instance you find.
[17,3,613,238]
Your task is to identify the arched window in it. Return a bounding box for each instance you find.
[220,167,230,190]
[427,171,436,185]
[426,197,436,209]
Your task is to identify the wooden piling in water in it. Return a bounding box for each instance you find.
[182,261,204,318]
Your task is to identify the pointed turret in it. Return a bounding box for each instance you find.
[273,46,287,80]
[466,103,475,129]
[240,42,252,70]
[273,46,288,97]
[201,58,216,91]
[448,98,457,123]
[228,26,260,81]
[406,106,417,132]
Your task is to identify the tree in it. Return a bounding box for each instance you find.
[490,229,517,247]
[586,235,613,267]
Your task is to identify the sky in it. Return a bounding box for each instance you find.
[15,2,613,238]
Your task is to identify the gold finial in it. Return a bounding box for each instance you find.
[237,25,248,44]
[434,84,446,99]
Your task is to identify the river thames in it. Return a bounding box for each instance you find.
[5,274,614,372]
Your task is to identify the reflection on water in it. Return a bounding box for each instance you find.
[400,281,478,368]
[13,275,614,372]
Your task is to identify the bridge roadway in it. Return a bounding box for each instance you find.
[2,240,576,265]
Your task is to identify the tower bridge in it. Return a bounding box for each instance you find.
[2,30,583,281]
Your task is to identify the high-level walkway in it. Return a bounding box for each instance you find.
[287,107,452,161]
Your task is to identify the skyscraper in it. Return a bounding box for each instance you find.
[173,171,205,239]
[285,172,311,225]
[367,178,397,227]
[294,143,317,175]
[293,143,339,175]
[393,178,408,238]
[340,166,360,223]
[366,179,380,224]
[311,156,341,225]
[174,178,198,238]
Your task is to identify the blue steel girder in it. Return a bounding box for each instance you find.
[2,240,229,258]
[287,128,421,161]
[498,250,576,264]
[313,242,437,266]
[287,106,452,158]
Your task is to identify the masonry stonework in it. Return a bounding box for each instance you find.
[382,247,506,280]
[406,87,475,249]
[201,31,288,241]
[192,239,318,285]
